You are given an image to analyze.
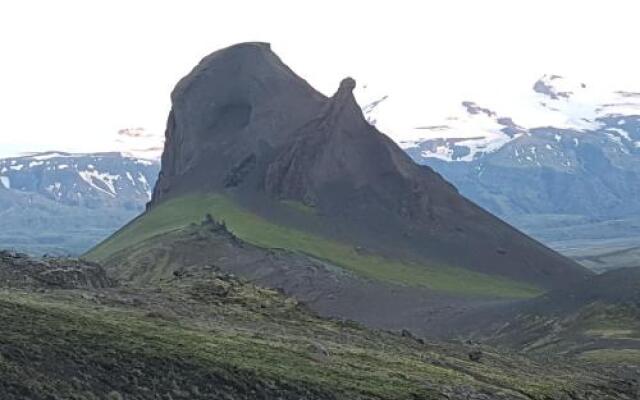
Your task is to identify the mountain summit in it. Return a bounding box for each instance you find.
[152,42,326,203]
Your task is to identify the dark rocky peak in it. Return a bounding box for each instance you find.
[152,42,327,204]
[314,77,372,136]
[318,77,359,128]
[171,42,319,106]
[0,250,115,290]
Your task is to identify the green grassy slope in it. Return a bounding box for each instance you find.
[0,282,591,400]
[1,251,636,398]
[86,195,541,298]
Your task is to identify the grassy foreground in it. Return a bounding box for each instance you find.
[0,280,582,400]
[1,249,635,398]
[86,195,541,298]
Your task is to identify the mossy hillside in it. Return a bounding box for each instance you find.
[483,300,640,358]
[0,284,583,400]
[86,194,542,299]
[582,303,640,340]
[580,349,640,364]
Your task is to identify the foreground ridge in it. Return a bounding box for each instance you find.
[1,248,639,399]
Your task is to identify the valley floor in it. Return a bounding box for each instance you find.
[508,214,640,273]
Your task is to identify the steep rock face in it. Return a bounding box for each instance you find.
[149,42,590,289]
[264,77,468,224]
[152,42,326,204]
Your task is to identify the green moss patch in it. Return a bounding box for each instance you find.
[87,195,541,299]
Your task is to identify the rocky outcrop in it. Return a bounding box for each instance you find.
[0,250,115,289]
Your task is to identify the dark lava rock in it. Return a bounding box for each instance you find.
[468,350,483,362]
[400,328,424,344]
[0,250,115,290]
[152,42,325,205]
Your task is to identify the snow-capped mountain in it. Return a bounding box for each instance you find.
[398,101,528,162]
[363,76,640,220]
[0,151,160,256]
[0,152,159,210]
[396,75,640,163]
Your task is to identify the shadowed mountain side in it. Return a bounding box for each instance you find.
[98,217,524,336]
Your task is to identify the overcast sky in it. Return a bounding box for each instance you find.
[1,0,639,157]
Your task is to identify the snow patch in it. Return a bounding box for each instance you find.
[398,140,420,150]
[607,128,631,141]
[46,182,62,193]
[421,145,454,162]
[78,170,120,197]
[373,74,640,163]
[607,133,624,146]
[0,176,10,189]
[137,172,152,199]
[403,102,525,161]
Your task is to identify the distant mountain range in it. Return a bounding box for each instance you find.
[364,75,640,217]
[0,151,157,209]
[0,152,159,255]
[362,75,640,271]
